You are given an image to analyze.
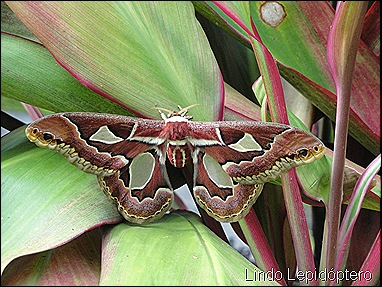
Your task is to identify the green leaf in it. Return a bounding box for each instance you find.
[100,212,279,286]
[251,2,334,90]
[195,2,251,45]
[253,2,380,155]
[1,33,133,116]
[223,83,262,121]
[6,2,223,121]
[251,1,379,146]
[0,1,37,40]
[1,127,122,273]
[338,155,380,270]
[198,1,380,154]
[1,229,102,286]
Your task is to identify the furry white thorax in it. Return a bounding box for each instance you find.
[164,115,189,123]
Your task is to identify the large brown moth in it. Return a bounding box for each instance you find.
[25,106,326,224]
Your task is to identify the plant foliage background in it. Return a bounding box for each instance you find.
[1,1,380,286]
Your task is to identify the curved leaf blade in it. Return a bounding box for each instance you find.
[1,229,102,286]
[1,33,133,116]
[336,154,381,271]
[100,212,279,286]
[6,1,223,120]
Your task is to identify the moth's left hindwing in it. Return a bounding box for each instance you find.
[98,149,173,224]
[193,150,264,222]
[26,113,173,223]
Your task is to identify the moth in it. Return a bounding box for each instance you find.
[25,106,326,224]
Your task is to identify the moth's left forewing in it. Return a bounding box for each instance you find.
[25,113,167,175]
